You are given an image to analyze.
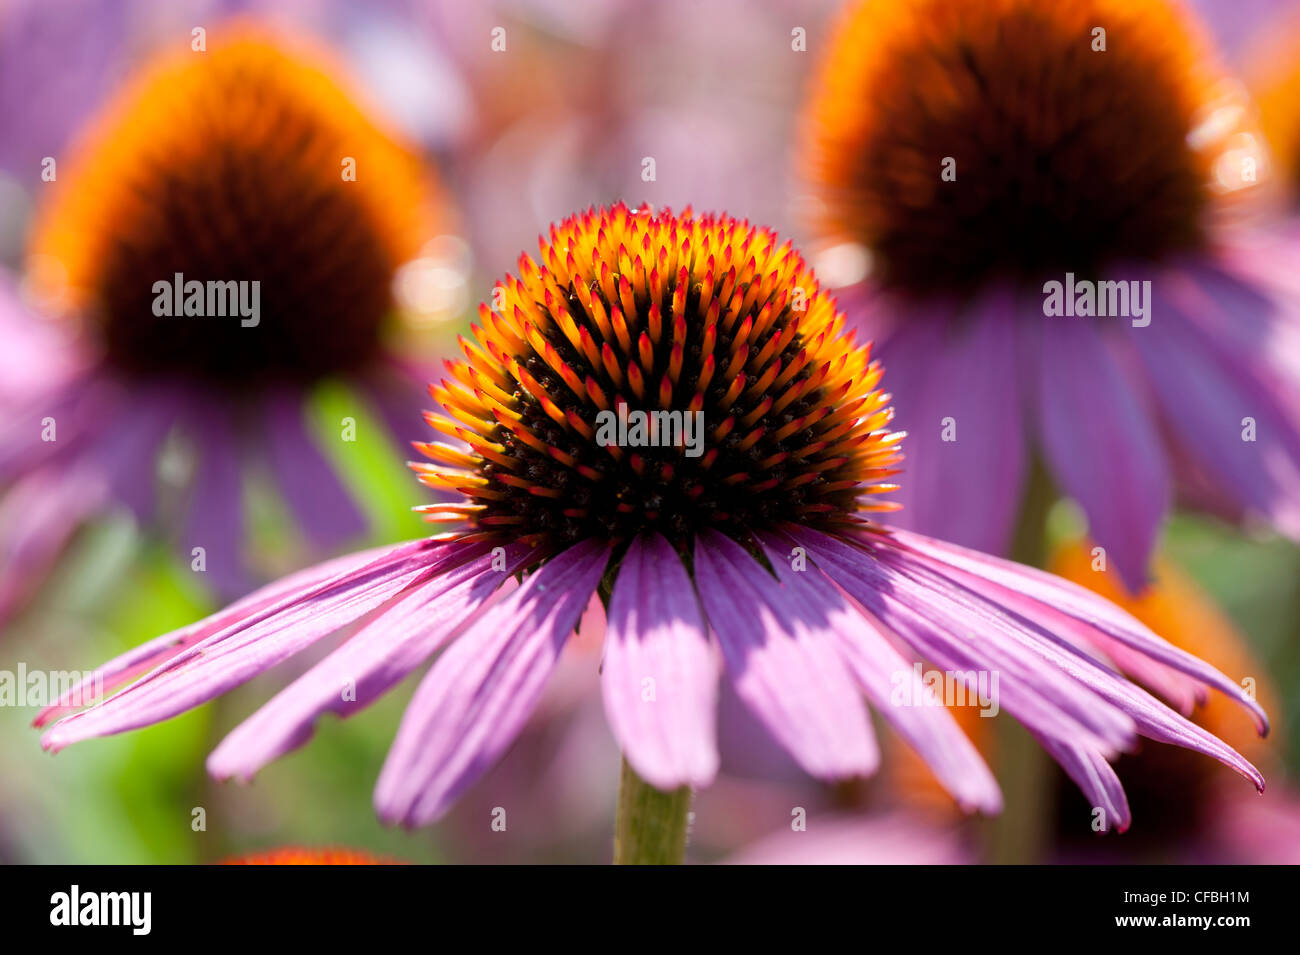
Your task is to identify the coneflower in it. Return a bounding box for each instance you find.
[0,22,440,613]
[38,205,1266,863]
[802,0,1300,589]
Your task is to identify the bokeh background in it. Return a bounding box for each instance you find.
[1,0,1298,864]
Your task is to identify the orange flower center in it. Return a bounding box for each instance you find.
[414,205,902,546]
[29,26,431,386]
[805,0,1224,297]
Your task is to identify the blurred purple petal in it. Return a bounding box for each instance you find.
[1037,320,1168,591]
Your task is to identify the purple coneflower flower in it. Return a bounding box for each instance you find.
[37,206,1266,852]
[1,23,442,615]
[801,0,1300,589]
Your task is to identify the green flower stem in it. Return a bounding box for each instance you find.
[613,757,692,865]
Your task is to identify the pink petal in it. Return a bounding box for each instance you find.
[790,526,1137,756]
[883,526,1269,734]
[41,538,453,749]
[34,541,422,728]
[816,527,1265,794]
[693,529,877,781]
[756,531,1001,814]
[1034,733,1131,833]
[374,539,609,826]
[208,540,538,781]
[600,532,718,790]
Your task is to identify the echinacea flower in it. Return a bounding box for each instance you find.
[802,0,1300,589]
[38,205,1267,848]
[1,23,440,616]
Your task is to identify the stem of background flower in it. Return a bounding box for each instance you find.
[612,757,692,865]
[984,456,1056,864]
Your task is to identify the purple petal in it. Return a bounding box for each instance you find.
[374,539,609,826]
[0,461,108,625]
[34,540,426,727]
[794,526,1137,756]
[692,529,877,781]
[803,527,1264,793]
[755,530,1001,814]
[179,402,249,600]
[873,289,1026,555]
[263,391,367,550]
[600,532,718,790]
[1034,733,1131,833]
[1135,285,1300,539]
[97,386,178,524]
[208,539,538,781]
[362,358,433,457]
[41,538,450,749]
[1038,322,1168,590]
[882,526,1269,733]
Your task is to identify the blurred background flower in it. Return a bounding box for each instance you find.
[0,23,461,654]
[799,0,1300,591]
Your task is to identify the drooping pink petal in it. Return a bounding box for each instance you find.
[40,537,453,749]
[1033,733,1131,833]
[600,532,718,790]
[374,539,609,827]
[789,526,1137,756]
[881,526,1269,733]
[798,527,1265,794]
[96,385,179,524]
[0,377,98,482]
[755,531,1001,814]
[889,535,1207,716]
[207,539,537,781]
[692,529,877,781]
[873,539,1263,790]
[1038,321,1168,591]
[34,540,423,727]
